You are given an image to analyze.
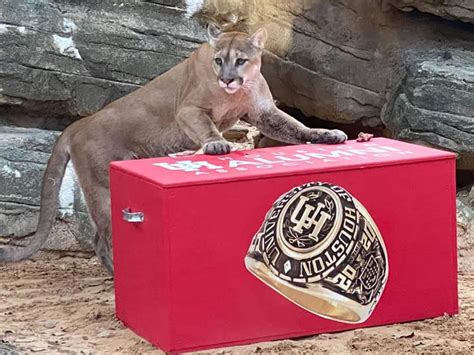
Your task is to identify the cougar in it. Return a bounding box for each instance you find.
[0,25,347,274]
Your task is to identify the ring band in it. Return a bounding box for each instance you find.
[245,182,389,324]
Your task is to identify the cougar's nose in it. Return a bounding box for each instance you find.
[221,78,234,85]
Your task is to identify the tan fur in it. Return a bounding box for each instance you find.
[0,26,347,274]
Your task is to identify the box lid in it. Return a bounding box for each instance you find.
[110,138,455,188]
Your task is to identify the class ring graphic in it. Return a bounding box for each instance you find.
[245,182,388,324]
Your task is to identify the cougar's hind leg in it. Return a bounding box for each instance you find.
[71,146,115,275]
[84,184,114,275]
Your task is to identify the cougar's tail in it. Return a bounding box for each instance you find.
[0,133,70,262]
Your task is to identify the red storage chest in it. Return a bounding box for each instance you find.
[110,138,457,353]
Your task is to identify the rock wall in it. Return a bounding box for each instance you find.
[0,0,204,126]
[0,127,93,252]
[0,0,472,252]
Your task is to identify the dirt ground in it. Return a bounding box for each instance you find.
[0,251,473,355]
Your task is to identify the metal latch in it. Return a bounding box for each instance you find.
[122,208,144,223]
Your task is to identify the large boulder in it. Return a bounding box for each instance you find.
[0,127,93,252]
[382,50,474,169]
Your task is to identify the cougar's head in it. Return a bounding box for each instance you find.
[208,24,267,94]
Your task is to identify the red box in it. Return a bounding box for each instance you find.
[110,138,457,353]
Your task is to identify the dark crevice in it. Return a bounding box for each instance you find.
[278,105,386,140]
[0,101,80,130]
[392,5,474,36]
[457,170,474,188]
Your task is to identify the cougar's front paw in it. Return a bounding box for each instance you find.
[203,140,232,155]
[310,129,347,144]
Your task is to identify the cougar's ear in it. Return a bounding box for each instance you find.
[249,27,268,50]
[207,23,222,47]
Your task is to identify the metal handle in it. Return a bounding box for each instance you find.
[122,208,144,223]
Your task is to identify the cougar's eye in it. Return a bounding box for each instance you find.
[236,58,247,66]
[214,58,223,66]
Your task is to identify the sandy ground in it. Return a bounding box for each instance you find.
[0,253,473,355]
